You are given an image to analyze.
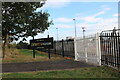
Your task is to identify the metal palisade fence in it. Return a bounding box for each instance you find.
[48,39,75,58]
[100,29,120,71]
[74,33,101,66]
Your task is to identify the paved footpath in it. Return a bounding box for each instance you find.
[2,60,96,73]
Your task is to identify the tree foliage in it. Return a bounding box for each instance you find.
[2,2,53,58]
[21,11,53,40]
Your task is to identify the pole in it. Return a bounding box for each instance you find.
[56,28,58,41]
[32,36,35,58]
[54,41,56,54]
[82,27,87,62]
[48,35,51,59]
[62,39,64,57]
[56,28,58,56]
[73,19,77,60]
[73,19,77,38]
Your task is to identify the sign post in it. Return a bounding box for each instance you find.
[32,36,35,58]
[33,47,35,58]
[30,37,53,59]
[48,35,50,59]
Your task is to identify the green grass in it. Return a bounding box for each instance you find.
[19,49,47,57]
[2,66,120,78]
[2,49,65,63]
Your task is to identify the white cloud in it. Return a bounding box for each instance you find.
[55,24,73,28]
[77,7,111,23]
[54,7,111,23]
[53,9,118,32]
[40,0,71,9]
[36,0,71,12]
[93,11,105,17]
[113,13,120,17]
[38,0,113,11]
[54,18,73,23]
[79,17,102,23]
[93,8,111,17]
[99,18,117,24]
[104,8,111,11]
[75,20,118,36]
[77,17,118,28]
[113,13,118,17]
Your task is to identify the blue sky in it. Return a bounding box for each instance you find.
[23,1,119,43]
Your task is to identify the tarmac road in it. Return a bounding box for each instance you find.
[2,59,96,73]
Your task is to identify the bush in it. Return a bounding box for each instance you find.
[16,41,29,49]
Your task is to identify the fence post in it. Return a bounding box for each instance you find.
[98,33,102,66]
[117,32,120,71]
[84,37,87,63]
[74,39,78,60]
[96,33,99,65]
[85,47,88,63]
[62,39,64,57]
[96,33,101,66]
[54,41,56,54]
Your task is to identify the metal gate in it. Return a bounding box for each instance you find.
[100,29,120,71]
[75,33,101,66]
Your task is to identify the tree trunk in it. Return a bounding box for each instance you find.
[2,34,8,58]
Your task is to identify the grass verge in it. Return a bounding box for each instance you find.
[2,49,65,63]
[2,66,120,78]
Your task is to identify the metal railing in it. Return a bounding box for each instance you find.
[53,39,75,58]
[40,39,75,58]
[100,29,120,71]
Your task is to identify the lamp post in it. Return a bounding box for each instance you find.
[82,27,87,62]
[55,27,59,55]
[82,27,85,40]
[73,19,77,39]
[56,27,58,41]
[73,19,77,60]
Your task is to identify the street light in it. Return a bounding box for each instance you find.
[56,27,58,41]
[82,27,85,39]
[82,27,86,48]
[73,19,77,39]
[73,19,77,60]
[82,27,87,62]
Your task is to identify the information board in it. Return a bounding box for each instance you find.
[30,37,53,49]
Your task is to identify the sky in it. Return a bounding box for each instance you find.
[20,1,119,43]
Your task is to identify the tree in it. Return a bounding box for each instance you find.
[2,2,53,58]
[21,11,53,40]
[16,41,28,49]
